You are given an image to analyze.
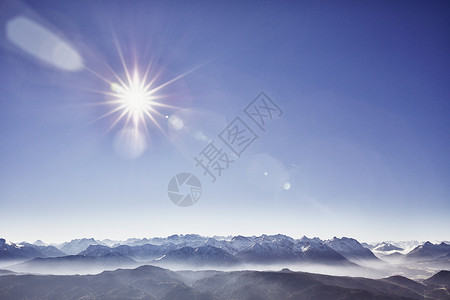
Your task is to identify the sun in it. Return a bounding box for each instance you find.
[109,70,156,128]
[86,43,203,138]
[81,37,209,159]
[92,60,176,136]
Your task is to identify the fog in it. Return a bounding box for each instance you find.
[1,258,441,280]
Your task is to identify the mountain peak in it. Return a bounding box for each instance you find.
[33,240,47,246]
[325,237,378,261]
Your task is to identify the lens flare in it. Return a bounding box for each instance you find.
[87,52,198,138]
[108,70,158,129]
[84,38,210,158]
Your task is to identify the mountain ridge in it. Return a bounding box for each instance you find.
[0,264,448,299]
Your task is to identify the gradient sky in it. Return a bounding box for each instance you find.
[0,0,449,244]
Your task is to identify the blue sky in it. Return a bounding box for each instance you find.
[0,0,449,243]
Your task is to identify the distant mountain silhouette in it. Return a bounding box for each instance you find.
[0,265,448,299]
[57,238,105,255]
[7,253,136,275]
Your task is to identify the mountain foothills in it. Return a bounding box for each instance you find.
[0,266,449,300]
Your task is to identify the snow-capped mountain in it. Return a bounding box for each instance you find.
[80,243,177,261]
[236,239,298,262]
[405,242,450,260]
[203,238,238,254]
[120,234,209,248]
[228,235,256,253]
[258,234,296,244]
[373,242,403,252]
[72,235,353,266]
[57,238,105,255]
[390,241,422,253]
[234,236,348,264]
[156,245,239,267]
[164,234,210,248]
[296,236,348,262]
[0,239,43,261]
[365,241,422,254]
[325,237,379,262]
[7,235,448,272]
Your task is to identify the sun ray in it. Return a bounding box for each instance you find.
[114,37,133,88]
[87,42,215,142]
[86,103,129,125]
[92,63,169,135]
[108,108,130,132]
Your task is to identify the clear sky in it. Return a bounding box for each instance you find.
[0,0,449,244]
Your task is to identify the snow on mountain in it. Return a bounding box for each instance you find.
[165,234,208,248]
[77,235,351,266]
[257,234,296,244]
[80,243,177,261]
[156,245,239,267]
[13,235,448,269]
[325,237,379,262]
[295,237,348,262]
[229,235,257,253]
[203,238,238,254]
[373,242,403,252]
[405,242,450,260]
[236,239,298,262]
[212,235,233,241]
[0,238,44,261]
[390,241,422,253]
[369,241,422,254]
[234,236,348,264]
[121,234,209,248]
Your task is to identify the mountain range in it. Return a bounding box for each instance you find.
[0,239,64,261]
[1,235,449,277]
